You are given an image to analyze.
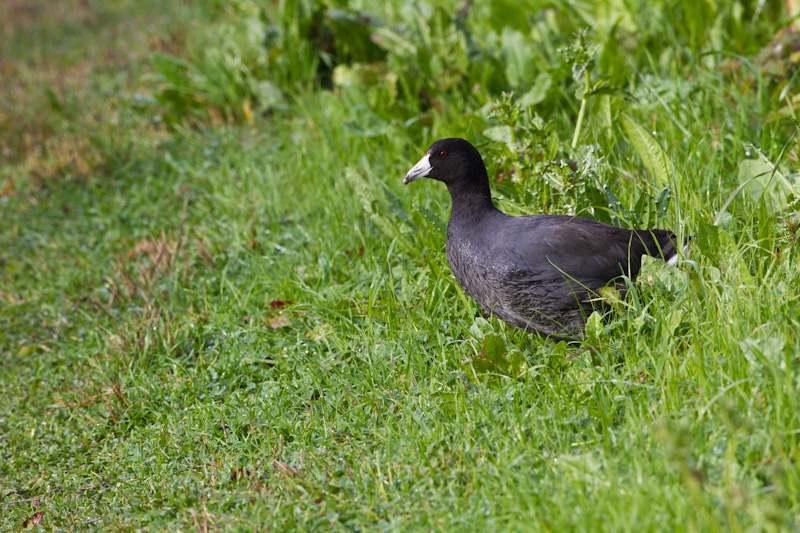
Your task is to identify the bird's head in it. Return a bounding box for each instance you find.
[403,138,486,187]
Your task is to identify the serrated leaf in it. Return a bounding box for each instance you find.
[620,114,671,187]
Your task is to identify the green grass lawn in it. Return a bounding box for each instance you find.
[2,0,800,530]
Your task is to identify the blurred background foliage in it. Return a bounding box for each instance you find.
[146,0,798,225]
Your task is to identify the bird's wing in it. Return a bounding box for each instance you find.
[492,215,677,284]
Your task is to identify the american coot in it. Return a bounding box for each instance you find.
[404,138,682,338]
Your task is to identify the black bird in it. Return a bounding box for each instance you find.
[403,138,682,338]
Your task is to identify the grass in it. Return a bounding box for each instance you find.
[2,0,800,530]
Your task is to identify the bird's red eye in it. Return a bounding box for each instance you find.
[439,151,447,158]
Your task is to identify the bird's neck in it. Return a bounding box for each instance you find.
[446,180,497,221]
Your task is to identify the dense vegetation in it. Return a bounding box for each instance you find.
[2,0,799,530]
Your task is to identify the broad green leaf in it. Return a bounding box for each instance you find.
[470,333,527,378]
[663,310,684,337]
[469,317,494,338]
[740,337,787,370]
[500,28,535,89]
[620,114,671,187]
[639,255,687,292]
[597,94,613,131]
[585,311,605,343]
[483,125,514,144]
[696,217,719,255]
[482,333,507,363]
[489,0,537,32]
[696,219,753,288]
[598,286,621,305]
[519,72,552,108]
[736,158,794,211]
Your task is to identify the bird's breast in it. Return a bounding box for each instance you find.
[445,235,508,307]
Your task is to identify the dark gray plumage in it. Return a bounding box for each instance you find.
[403,138,681,338]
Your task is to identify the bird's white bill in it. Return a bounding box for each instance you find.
[403,151,432,184]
